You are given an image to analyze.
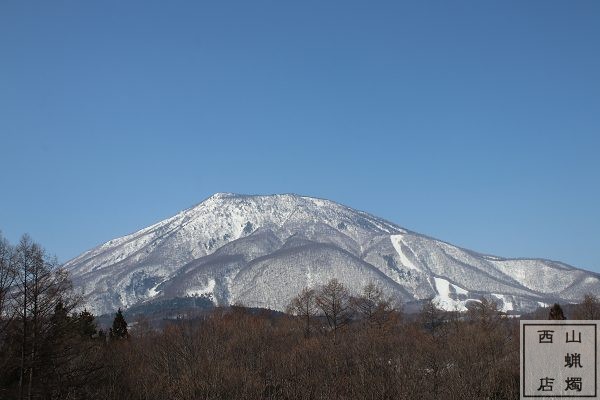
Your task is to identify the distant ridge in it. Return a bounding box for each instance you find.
[65,193,600,315]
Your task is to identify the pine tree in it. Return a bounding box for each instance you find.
[549,303,566,320]
[49,301,71,338]
[110,308,129,339]
[77,309,97,338]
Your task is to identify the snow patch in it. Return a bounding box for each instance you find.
[147,283,161,298]
[366,217,393,234]
[432,277,471,312]
[390,234,419,271]
[491,293,514,312]
[186,279,216,297]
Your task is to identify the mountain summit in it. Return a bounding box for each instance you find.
[65,193,600,315]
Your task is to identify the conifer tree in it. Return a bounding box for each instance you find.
[110,308,129,339]
[77,309,97,338]
[49,301,71,338]
[549,303,566,320]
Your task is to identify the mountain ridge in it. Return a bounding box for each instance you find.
[64,193,600,315]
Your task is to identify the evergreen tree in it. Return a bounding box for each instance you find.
[549,303,566,320]
[97,328,106,343]
[49,301,71,338]
[77,309,97,338]
[110,308,129,339]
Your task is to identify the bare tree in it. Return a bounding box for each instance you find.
[0,232,16,336]
[419,298,447,338]
[574,293,600,320]
[351,282,399,330]
[0,232,17,384]
[316,279,352,339]
[351,282,382,319]
[14,234,36,399]
[286,287,318,338]
[467,297,502,329]
[13,234,75,399]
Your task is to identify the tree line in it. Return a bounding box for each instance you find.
[2,232,599,399]
[0,233,133,399]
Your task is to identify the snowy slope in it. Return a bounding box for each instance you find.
[64,193,600,315]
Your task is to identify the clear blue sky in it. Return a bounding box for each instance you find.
[1,1,598,271]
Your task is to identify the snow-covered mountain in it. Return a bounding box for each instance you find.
[64,193,600,315]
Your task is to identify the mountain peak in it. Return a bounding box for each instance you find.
[65,193,600,316]
[206,192,238,200]
[205,192,311,201]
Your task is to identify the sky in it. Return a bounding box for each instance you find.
[0,1,599,272]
